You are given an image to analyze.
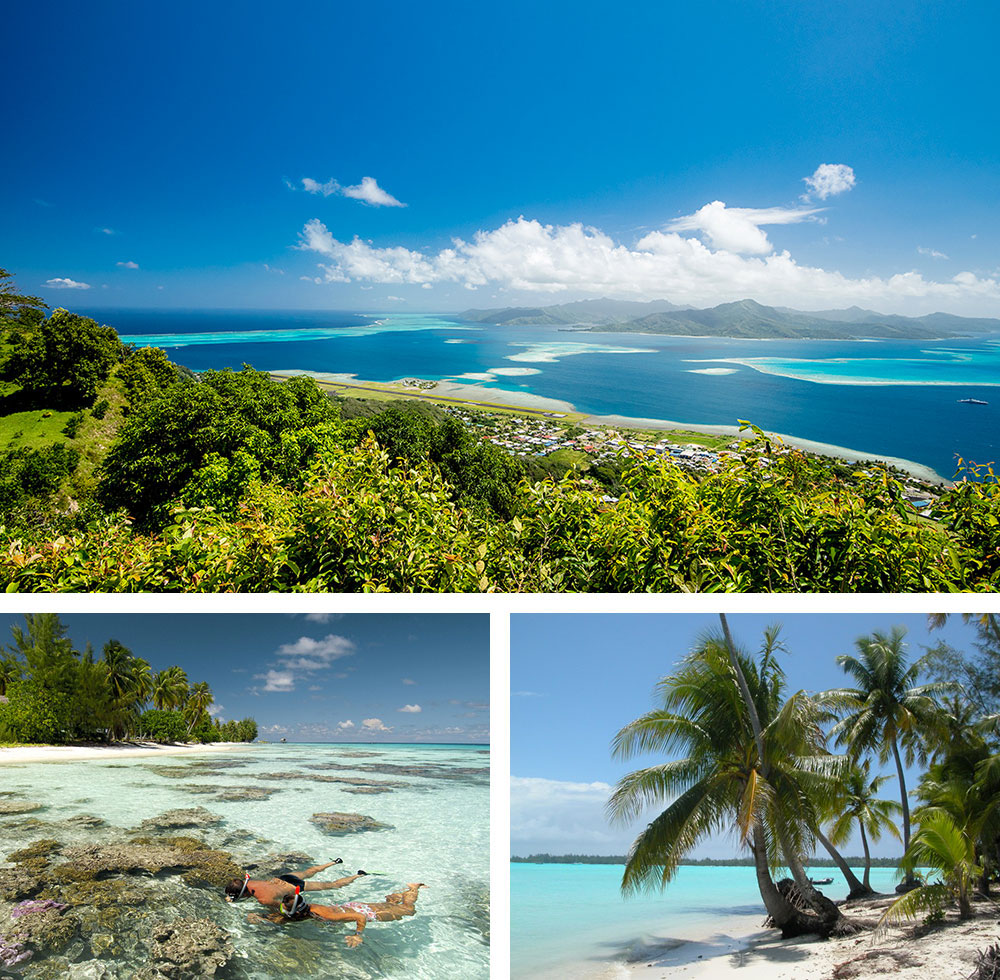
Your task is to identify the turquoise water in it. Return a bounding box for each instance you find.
[85,307,1000,478]
[0,743,489,978]
[510,862,903,978]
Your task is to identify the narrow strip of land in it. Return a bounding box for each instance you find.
[0,741,257,765]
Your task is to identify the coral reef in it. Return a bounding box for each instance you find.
[308,811,393,834]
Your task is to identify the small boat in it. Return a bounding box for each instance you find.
[958,398,988,405]
[809,877,834,885]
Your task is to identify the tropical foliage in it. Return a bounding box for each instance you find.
[0,614,255,745]
[608,622,853,936]
[4,283,1000,593]
[609,615,1000,947]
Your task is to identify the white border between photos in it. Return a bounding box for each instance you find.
[3,591,1000,980]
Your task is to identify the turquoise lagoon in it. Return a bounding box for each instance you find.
[90,307,1000,479]
[511,862,904,978]
[0,743,489,979]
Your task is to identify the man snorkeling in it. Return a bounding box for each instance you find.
[247,882,426,947]
[223,859,368,909]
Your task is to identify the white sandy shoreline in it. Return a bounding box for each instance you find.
[0,741,258,765]
[273,369,948,484]
[556,897,1000,980]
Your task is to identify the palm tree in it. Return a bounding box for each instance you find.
[131,658,153,710]
[827,627,949,860]
[827,761,901,892]
[101,640,138,740]
[607,623,851,937]
[152,665,189,711]
[184,682,214,734]
[880,811,980,927]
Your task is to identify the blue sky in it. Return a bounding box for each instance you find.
[1,613,489,743]
[4,2,1000,315]
[511,612,979,857]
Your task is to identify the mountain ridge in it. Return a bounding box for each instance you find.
[459,298,1000,339]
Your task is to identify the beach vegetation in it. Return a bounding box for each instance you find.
[825,761,901,892]
[824,628,953,871]
[879,811,981,926]
[607,621,855,937]
[0,615,256,745]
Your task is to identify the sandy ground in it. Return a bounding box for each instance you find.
[0,741,257,764]
[611,894,1000,980]
[271,369,946,484]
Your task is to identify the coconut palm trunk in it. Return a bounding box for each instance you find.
[813,826,873,898]
[858,822,872,890]
[719,614,855,931]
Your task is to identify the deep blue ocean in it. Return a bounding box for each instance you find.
[81,308,1000,480]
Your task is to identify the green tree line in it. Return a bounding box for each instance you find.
[0,614,256,745]
[608,614,1000,939]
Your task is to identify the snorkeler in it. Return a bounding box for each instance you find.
[223,859,369,909]
[248,883,426,948]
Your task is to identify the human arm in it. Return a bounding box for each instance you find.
[308,906,367,944]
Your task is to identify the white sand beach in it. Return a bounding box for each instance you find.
[0,741,257,765]
[599,896,999,980]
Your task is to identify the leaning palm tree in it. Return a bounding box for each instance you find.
[184,682,214,734]
[826,627,949,859]
[879,810,980,928]
[827,761,901,892]
[608,624,852,937]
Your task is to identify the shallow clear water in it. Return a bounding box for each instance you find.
[510,862,904,978]
[85,307,1000,479]
[0,743,489,978]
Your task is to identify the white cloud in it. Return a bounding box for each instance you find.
[511,776,639,855]
[341,176,406,208]
[398,704,422,713]
[338,720,355,730]
[263,263,285,274]
[918,246,949,260]
[513,690,542,697]
[116,260,139,269]
[302,177,341,197]
[402,678,416,685]
[276,633,355,672]
[97,227,118,236]
[666,202,822,255]
[208,704,224,717]
[303,613,342,623]
[43,278,91,290]
[803,163,856,200]
[362,718,392,732]
[297,175,406,208]
[297,214,1000,316]
[261,670,295,692]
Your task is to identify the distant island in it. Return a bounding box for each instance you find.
[461,297,1000,339]
[510,853,901,867]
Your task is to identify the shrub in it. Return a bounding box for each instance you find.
[137,709,188,743]
[62,414,82,439]
[91,399,109,420]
